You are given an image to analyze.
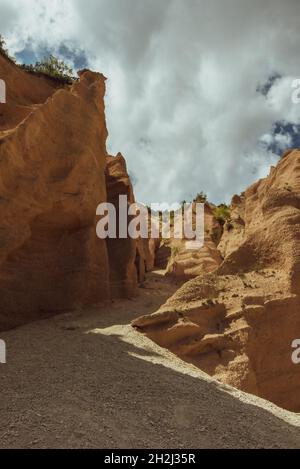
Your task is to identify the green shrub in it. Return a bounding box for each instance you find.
[194,191,207,203]
[22,55,75,84]
[213,204,231,224]
[0,34,75,84]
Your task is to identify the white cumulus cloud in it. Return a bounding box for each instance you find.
[1,0,300,204]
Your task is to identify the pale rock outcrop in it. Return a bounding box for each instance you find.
[165,203,223,278]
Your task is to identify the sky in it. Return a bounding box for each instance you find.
[1,0,300,205]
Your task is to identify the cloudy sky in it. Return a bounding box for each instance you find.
[1,0,300,205]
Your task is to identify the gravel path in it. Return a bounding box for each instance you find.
[0,272,300,449]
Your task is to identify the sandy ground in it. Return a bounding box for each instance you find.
[0,271,300,449]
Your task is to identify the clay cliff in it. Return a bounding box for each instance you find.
[105,152,152,297]
[0,53,145,330]
[162,202,223,278]
[134,149,300,412]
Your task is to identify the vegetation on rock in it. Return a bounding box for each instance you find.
[194,191,208,203]
[213,203,231,224]
[0,35,75,84]
[21,55,75,84]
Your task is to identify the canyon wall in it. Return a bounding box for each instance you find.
[105,153,149,297]
[134,149,300,412]
[0,54,144,330]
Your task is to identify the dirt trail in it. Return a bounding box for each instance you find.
[0,271,300,449]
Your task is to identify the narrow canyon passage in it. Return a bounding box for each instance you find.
[0,272,300,449]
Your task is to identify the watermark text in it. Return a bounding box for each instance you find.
[0,340,6,364]
[96,196,204,250]
[0,78,6,104]
[292,339,300,364]
[291,79,300,104]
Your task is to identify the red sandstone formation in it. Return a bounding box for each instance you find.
[134,149,300,412]
[105,153,150,297]
[0,53,144,330]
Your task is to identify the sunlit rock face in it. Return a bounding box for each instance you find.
[134,149,300,412]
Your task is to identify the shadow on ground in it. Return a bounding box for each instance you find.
[0,272,299,449]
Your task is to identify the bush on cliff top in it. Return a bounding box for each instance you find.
[193,191,208,203]
[0,35,75,84]
[213,204,231,224]
[21,55,75,84]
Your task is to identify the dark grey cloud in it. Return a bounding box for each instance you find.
[257,74,282,97]
[58,44,88,70]
[2,0,300,204]
[263,122,300,155]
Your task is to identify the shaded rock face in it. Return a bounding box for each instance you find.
[0,56,143,330]
[155,244,172,270]
[105,153,149,297]
[134,149,300,412]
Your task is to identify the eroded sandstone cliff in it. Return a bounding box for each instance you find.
[134,149,300,412]
[0,54,144,330]
[105,152,150,297]
[164,202,223,278]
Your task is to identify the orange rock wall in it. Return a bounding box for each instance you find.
[0,55,144,330]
